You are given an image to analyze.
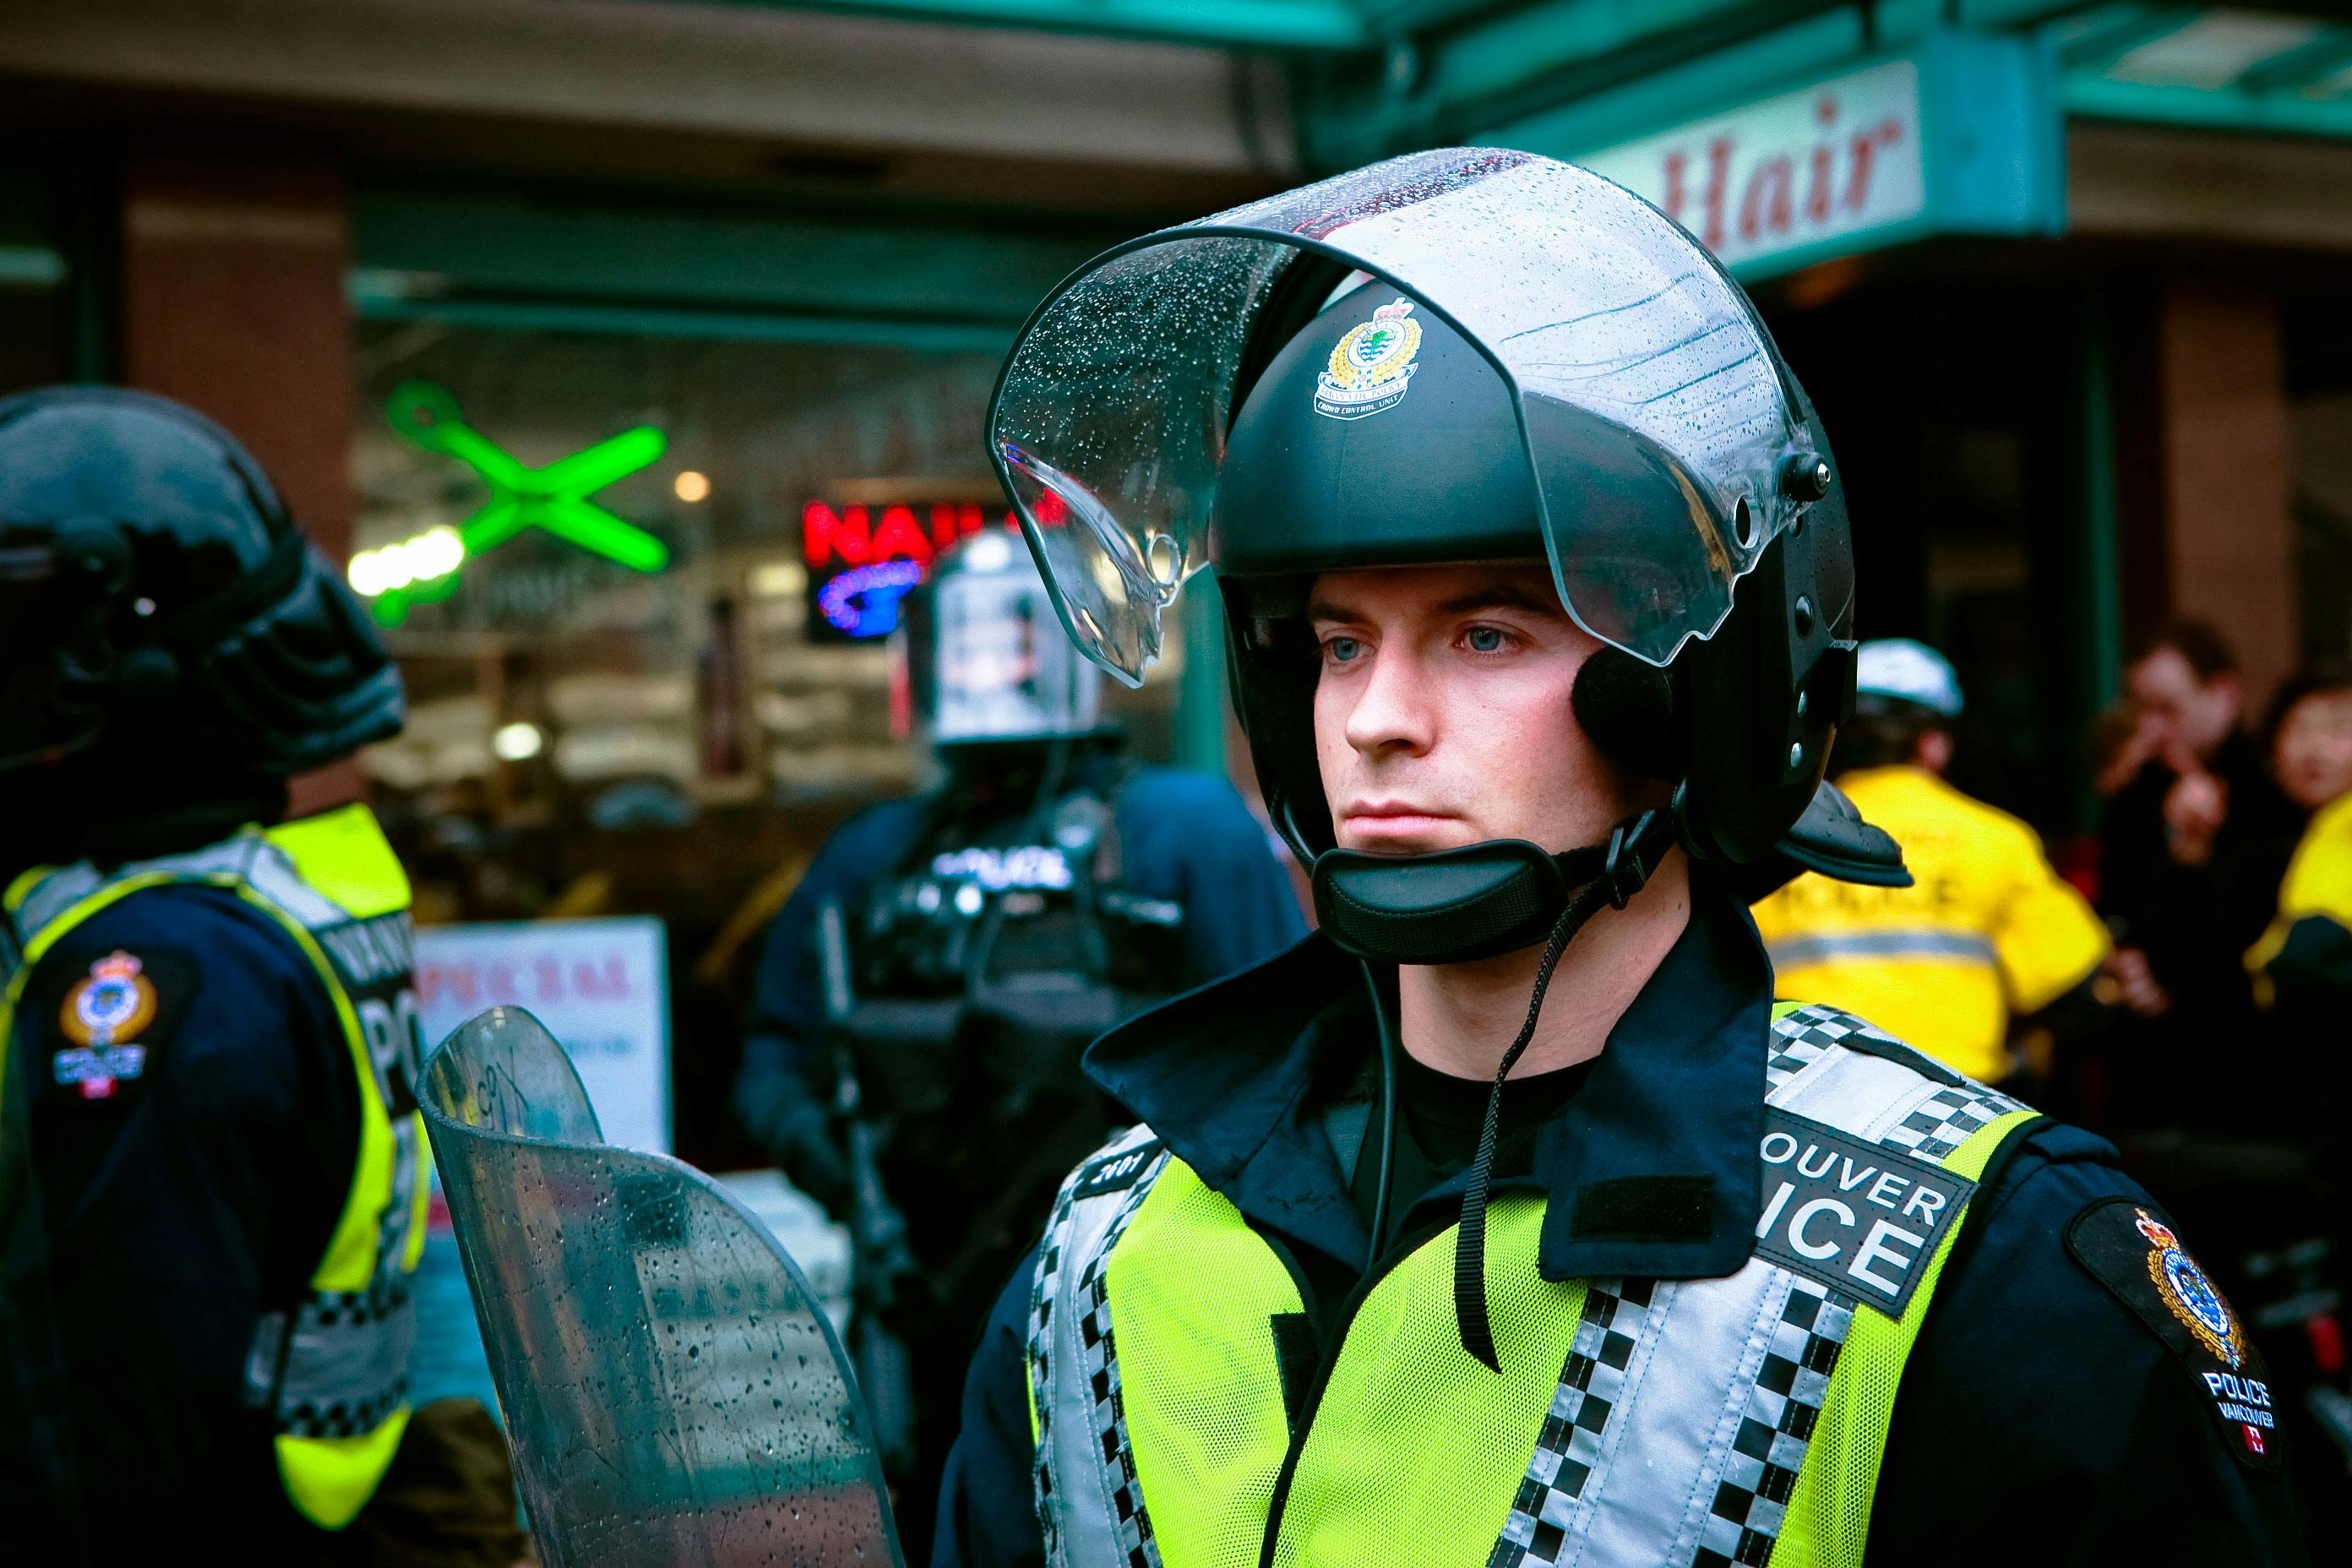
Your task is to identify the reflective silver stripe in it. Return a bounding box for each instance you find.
[14,829,422,1445]
[1767,929,1997,969]
[1032,1123,1166,1568]
[14,831,346,936]
[252,1277,419,1438]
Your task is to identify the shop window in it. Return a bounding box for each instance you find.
[0,177,69,395]
[351,323,1184,923]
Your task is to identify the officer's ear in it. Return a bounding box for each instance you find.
[1571,645,1686,782]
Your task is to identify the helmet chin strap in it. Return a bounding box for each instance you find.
[1307,807,1675,968]
[1304,806,1679,1369]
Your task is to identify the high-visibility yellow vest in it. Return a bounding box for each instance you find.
[1027,1003,2037,1568]
[1751,766,2108,1082]
[2,803,428,1530]
[2248,789,2352,990]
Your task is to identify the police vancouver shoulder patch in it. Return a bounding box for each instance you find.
[2065,1195,2283,1471]
[52,950,161,1101]
[40,944,199,1106]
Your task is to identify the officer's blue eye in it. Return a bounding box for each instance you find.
[1464,626,1508,654]
[1326,636,1364,664]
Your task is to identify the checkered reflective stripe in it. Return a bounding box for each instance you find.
[1764,1004,1888,1093]
[1693,1277,1855,1568]
[1488,1277,1652,1568]
[1029,1008,2031,1568]
[1030,1132,1168,1568]
[283,1375,412,1439]
[261,1274,420,1437]
[1029,1159,1087,1562]
[1473,1009,2022,1568]
[1881,1082,2023,1163]
[1070,1173,1164,1568]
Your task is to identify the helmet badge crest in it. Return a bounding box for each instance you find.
[1314,298,1424,422]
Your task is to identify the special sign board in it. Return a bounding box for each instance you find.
[1573,34,2064,279]
[801,499,1006,640]
[415,916,672,1156]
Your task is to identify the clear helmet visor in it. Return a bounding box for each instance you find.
[988,148,1841,682]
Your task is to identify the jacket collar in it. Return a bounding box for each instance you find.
[1084,879,1773,1282]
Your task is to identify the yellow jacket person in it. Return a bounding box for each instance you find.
[1751,640,2109,1086]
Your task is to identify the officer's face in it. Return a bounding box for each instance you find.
[1309,563,1643,855]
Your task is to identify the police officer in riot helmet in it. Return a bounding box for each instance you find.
[732,527,1304,1554]
[0,387,522,1562]
[934,152,2305,1565]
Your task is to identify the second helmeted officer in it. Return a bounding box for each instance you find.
[0,388,525,1562]
[732,529,1304,1558]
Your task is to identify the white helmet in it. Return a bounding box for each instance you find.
[894,529,1102,747]
[1854,638,1963,718]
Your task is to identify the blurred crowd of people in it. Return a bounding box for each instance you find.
[1760,620,2352,1528]
[2087,624,2350,1139]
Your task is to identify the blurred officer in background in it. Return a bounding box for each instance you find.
[1752,638,2109,1089]
[732,527,1304,1555]
[0,388,522,1565]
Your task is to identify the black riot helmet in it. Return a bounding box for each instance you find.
[988,150,1903,945]
[0,386,405,785]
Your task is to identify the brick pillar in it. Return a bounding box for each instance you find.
[2153,278,2297,706]
[118,158,362,811]
[119,159,353,559]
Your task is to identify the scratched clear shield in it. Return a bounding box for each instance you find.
[988,147,1834,683]
[419,1006,904,1568]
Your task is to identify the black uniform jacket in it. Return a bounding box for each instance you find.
[933,887,2307,1566]
[1,883,361,1561]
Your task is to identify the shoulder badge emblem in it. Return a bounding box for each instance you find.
[2066,1195,2279,1470]
[54,950,158,1100]
[1315,298,1424,422]
[2135,1208,2242,1369]
[62,950,157,1048]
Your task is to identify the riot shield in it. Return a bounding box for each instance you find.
[419,1005,906,1568]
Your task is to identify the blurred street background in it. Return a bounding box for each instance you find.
[7,0,2352,1548]
[5,0,2346,1166]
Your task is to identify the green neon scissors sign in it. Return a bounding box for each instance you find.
[368,381,669,624]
